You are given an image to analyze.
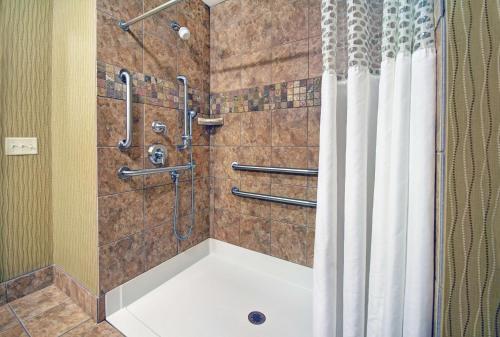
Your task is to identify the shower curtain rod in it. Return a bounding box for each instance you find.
[119,0,182,31]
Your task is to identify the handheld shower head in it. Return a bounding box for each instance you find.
[170,21,190,40]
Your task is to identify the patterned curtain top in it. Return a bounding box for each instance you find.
[321,0,435,78]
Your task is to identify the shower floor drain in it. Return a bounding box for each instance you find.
[248,311,266,325]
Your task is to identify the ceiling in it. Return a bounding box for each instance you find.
[202,0,227,7]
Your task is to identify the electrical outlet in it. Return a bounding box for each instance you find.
[5,137,38,155]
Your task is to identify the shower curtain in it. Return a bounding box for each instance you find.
[313,1,436,337]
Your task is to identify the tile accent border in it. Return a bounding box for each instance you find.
[209,77,321,114]
[96,60,208,114]
[3,266,53,303]
[53,266,99,322]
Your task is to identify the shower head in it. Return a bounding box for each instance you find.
[170,21,190,40]
[178,26,191,40]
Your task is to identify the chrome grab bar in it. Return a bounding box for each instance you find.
[231,187,317,208]
[231,162,318,176]
[118,69,132,150]
[118,163,194,179]
[176,75,192,150]
[119,0,183,31]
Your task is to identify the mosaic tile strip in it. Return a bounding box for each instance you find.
[96,60,206,113]
[209,77,321,114]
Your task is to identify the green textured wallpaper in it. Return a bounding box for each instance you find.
[51,0,98,295]
[442,0,500,336]
[0,0,53,282]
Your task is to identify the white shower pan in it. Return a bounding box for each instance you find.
[106,239,312,337]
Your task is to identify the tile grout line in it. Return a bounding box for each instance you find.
[8,303,32,337]
[57,319,93,337]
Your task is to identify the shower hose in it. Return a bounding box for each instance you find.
[171,145,195,241]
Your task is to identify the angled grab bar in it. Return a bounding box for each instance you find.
[231,162,318,176]
[231,187,317,208]
[118,163,195,179]
[118,69,132,150]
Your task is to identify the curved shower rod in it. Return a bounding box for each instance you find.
[119,0,183,31]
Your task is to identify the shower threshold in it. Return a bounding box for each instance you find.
[106,239,312,337]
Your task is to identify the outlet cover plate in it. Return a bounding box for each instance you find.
[5,137,38,155]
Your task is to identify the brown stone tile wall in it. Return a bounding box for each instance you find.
[96,0,211,296]
[209,0,321,268]
[209,108,319,267]
[210,0,322,266]
[210,0,322,93]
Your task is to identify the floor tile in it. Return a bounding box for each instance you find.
[0,324,28,337]
[0,306,17,332]
[9,286,69,320]
[23,301,89,337]
[63,320,123,336]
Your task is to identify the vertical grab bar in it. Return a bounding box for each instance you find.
[118,69,132,150]
[176,75,190,149]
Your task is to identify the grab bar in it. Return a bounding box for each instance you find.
[118,69,132,150]
[231,187,317,208]
[118,163,194,179]
[176,75,195,150]
[231,162,318,176]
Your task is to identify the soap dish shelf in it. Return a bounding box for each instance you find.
[197,117,224,134]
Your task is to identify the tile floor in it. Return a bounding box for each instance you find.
[0,285,122,337]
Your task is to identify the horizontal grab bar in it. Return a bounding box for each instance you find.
[231,162,318,176]
[118,163,194,179]
[231,187,317,208]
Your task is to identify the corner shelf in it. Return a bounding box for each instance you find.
[197,116,224,134]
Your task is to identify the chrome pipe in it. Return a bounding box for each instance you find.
[118,163,194,179]
[118,69,132,150]
[231,187,317,208]
[177,75,190,150]
[118,0,183,31]
[231,162,318,176]
[434,1,447,335]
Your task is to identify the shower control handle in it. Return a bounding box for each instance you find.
[148,144,167,166]
[152,121,167,135]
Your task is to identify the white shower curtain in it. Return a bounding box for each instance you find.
[313,1,436,337]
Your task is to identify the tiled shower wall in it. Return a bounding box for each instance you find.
[95,0,211,297]
[209,0,322,267]
[95,0,320,306]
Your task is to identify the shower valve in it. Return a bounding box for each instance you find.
[148,144,167,166]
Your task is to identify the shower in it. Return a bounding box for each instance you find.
[116,0,196,241]
[118,70,196,241]
[171,75,196,241]
[170,21,191,40]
